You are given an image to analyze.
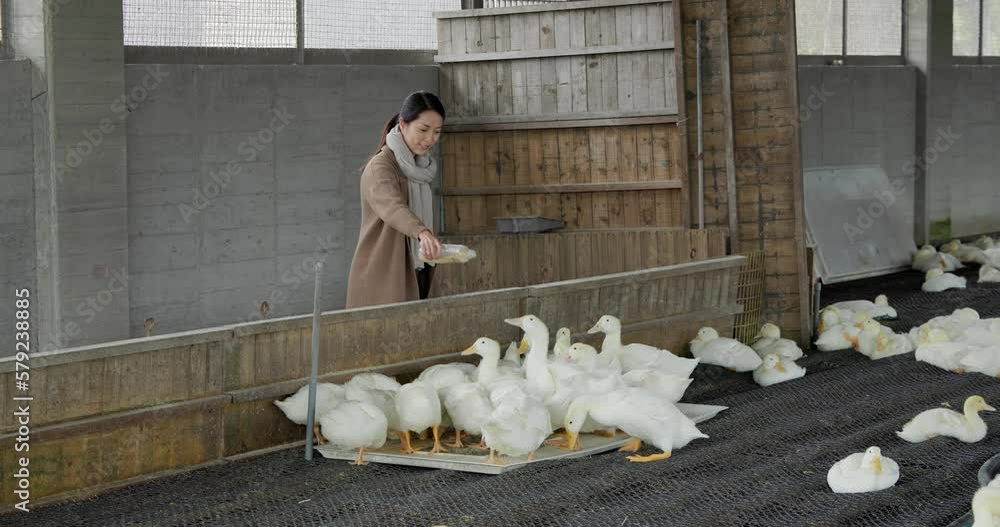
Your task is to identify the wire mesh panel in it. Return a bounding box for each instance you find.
[795,0,844,55]
[305,0,460,49]
[482,0,565,7]
[123,0,296,47]
[732,250,764,344]
[953,0,982,56]
[845,0,901,55]
[987,0,1000,55]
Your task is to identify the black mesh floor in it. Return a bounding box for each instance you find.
[7,269,1000,527]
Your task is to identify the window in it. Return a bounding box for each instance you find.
[305,0,460,49]
[123,0,462,50]
[796,0,903,56]
[123,0,296,47]
[954,0,1000,56]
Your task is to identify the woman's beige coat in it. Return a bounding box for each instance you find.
[345,146,430,308]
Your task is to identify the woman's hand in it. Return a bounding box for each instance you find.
[418,229,443,261]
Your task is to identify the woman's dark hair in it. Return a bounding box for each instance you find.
[366,91,446,167]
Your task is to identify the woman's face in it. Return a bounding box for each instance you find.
[399,110,444,156]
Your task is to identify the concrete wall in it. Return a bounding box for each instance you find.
[797,64,1000,244]
[0,60,36,348]
[933,66,1000,238]
[798,66,919,230]
[125,64,438,336]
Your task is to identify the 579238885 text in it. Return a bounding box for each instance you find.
[12,288,32,513]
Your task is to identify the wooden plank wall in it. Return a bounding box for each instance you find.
[0,255,744,506]
[440,123,686,233]
[436,0,678,124]
[680,0,810,341]
[436,227,727,294]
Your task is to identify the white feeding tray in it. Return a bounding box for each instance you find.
[315,402,727,474]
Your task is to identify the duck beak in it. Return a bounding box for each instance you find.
[504,317,524,328]
[566,430,579,451]
[518,338,529,355]
[587,322,602,334]
[775,363,786,373]
[460,345,476,356]
[871,457,882,474]
[984,403,997,412]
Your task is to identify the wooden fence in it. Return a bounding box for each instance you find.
[0,254,744,506]
[440,124,686,233]
[437,227,728,294]
[435,0,681,126]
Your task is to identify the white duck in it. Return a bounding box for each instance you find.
[751,323,804,360]
[972,486,1000,527]
[502,340,522,368]
[564,387,708,462]
[960,319,1000,347]
[753,353,806,387]
[345,382,401,442]
[620,368,693,403]
[441,381,492,449]
[345,372,401,393]
[394,381,447,454]
[912,245,945,272]
[481,385,552,464]
[318,401,388,466]
[505,315,587,432]
[915,328,971,373]
[914,308,983,341]
[815,307,861,352]
[828,294,898,320]
[690,327,762,371]
[960,343,1000,377]
[942,239,990,265]
[588,315,699,378]
[856,319,913,359]
[461,337,523,384]
[981,265,1000,283]
[417,363,470,396]
[552,327,572,360]
[896,395,996,443]
[975,235,997,250]
[274,382,346,444]
[563,343,623,390]
[923,268,967,292]
[827,446,900,493]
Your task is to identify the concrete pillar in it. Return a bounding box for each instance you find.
[10,0,130,350]
[906,0,953,245]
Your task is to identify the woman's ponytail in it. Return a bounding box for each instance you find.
[377,113,400,152]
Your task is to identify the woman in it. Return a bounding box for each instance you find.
[345,91,446,308]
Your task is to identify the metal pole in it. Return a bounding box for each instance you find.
[695,19,705,229]
[295,0,305,65]
[304,261,323,461]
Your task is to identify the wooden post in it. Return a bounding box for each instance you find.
[784,0,813,345]
[719,0,739,252]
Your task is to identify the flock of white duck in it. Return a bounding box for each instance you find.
[275,313,816,467]
[274,236,1000,517]
[914,235,1000,292]
[814,237,1000,523]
